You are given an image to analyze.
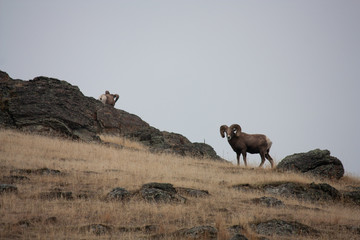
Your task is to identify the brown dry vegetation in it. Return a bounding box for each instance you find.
[0,128,359,239]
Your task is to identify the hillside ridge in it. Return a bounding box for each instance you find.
[0,70,220,159]
[1,129,360,239]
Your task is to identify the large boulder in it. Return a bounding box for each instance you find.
[277,149,344,179]
[0,70,221,159]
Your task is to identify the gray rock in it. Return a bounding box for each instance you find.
[140,186,186,204]
[39,188,73,200]
[277,149,344,179]
[10,168,61,176]
[176,187,210,198]
[80,224,112,235]
[251,219,319,237]
[174,226,218,239]
[229,233,248,240]
[251,196,284,207]
[140,182,188,203]
[233,181,341,203]
[343,190,360,205]
[44,217,57,225]
[2,175,30,184]
[118,224,158,233]
[141,182,177,194]
[0,184,18,194]
[263,182,341,202]
[228,224,245,234]
[106,187,130,201]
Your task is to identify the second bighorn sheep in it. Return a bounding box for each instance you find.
[99,90,119,107]
[220,124,274,168]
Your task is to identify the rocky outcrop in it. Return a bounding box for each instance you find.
[106,182,209,204]
[139,182,187,203]
[343,190,360,205]
[151,226,218,239]
[106,187,131,201]
[39,188,73,200]
[0,184,18,194]
[233,181,342,203]
[176,187,210,198]
[172,226,218,239]
[10,168,62,176]
[251,196,284,208]
[277,149,344,179]
[251,219,319,237]
[0,70,220,159]
[80,224,112,236]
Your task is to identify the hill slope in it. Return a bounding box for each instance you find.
[1,129,360,239]
[0,70,219,159]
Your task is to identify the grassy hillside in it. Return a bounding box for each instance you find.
[1,129,359,239]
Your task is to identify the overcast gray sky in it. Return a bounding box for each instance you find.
[1,1,359,175]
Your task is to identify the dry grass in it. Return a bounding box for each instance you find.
[0,128,359,239]
[99,134,149,152]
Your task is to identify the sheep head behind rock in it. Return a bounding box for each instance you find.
[220,124,274,168]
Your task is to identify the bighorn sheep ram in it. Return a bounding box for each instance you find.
[220,124,274,168]
[99,90,119,107]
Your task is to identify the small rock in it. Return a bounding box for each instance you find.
[16,220,32,228]
[176,187,210,198]
[2,175,30,184]
[141,182,177,193]
[228,224,245,234]
[0,184,18,194]
[251,196,284,207]
[231,183,253,191]
[35,168,61,175]
[343,190,360,205]
[39,189,73,200]
[44,217,57,224]
[228,225,248,240]
[140,182,186,203]
[118,225,158,233]
[106,187,130,201]
[174,226,218,239]
[230,233,248,240]
[10,168,61,176]
[80,224,112,235]
[14,217,42,228]
[140,187,186,204]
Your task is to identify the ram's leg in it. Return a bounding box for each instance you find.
[236,153,241,165]
[242,151,247,167]
[265,153,274,168]
[259,153,266,167]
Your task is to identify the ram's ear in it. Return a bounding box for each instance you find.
[220,125,228,138]
[230,124,242,137]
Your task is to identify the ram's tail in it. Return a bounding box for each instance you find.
[266,136,272,150]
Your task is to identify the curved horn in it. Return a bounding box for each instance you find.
[114,94,119,103]
[230,124,242,137]
[220,125,228,138]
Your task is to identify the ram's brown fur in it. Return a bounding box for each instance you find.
[99,90,119,107]
[220,124,274,168]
